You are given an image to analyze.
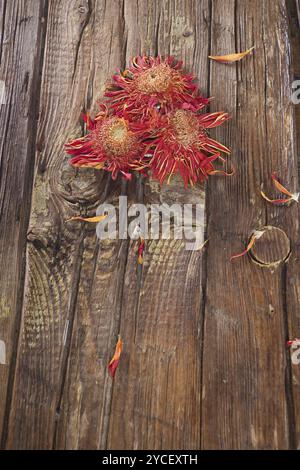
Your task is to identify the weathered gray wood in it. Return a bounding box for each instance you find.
[201,0,299,449]
[4,0,114,449]
[51,0,131,450]
[106,0,209,450]
[1,0,299,451]
[0,0,48,447]
[54,0,208,450]
[286,0,300,450]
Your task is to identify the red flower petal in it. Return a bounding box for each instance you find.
[108,337,123,378]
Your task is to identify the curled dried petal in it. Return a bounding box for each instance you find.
[207,165,235,176]
[230,230,265,262]
[209,46,255,63]
[67,214,107,223]
[261,173,299,205]
[108,336,123,378]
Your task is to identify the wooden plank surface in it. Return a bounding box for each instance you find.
[106,0,209,450]
[4,0,112,449]
[0,0,299,450]
[0,0,48,446]
[201,0,299,449]
[287,0,300,448]
[55,0,208,450]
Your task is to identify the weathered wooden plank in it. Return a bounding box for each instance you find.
[47,0,131,450]
[251,3,300,450]
[0,0,48,447]
[54,0,209,450]
[4,0,113,449]
[107,0,210,450]
[286,0,300,450]
[201,0,298,449]
[287,0,300,173]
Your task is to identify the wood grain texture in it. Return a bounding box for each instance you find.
[54,0,209,450]
[0,0,48,446]
[286,0,300,448]
[0,0,299,450]
[106,0,210,450]
[4,0,113,449]
[201,0,298,449]
[52,0,134,450]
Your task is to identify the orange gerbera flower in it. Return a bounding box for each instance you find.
[65,104,150,180]
[105,55,209,119]
[149,109,230,186]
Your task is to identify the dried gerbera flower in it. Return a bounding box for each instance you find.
[105,55,209,119]
[149,108,230,186]
[65,104,150,180]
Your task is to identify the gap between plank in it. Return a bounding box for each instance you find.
[281,264,297,449]
[199,0,212,450]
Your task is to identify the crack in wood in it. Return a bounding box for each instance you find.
[72,0,92,82]
[52,230,86,449]
[0,0,7,65]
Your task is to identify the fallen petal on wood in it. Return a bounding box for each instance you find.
[66,214,107,223]
[261,173,299,205]
[230,230,265,261]
[108,336,123,378]
[209,46,254,63]
[137,237,145,265]
[207,165,235,176]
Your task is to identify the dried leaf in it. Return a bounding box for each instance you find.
[230,230,265,261]
[209,46,254,63]
[67,214,107,223]
[108,336,123,378]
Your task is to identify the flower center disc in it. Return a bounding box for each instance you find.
[110,122,128,142]
[100,118,137,157]
[136,64,173,94]
[170,110,199,147]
